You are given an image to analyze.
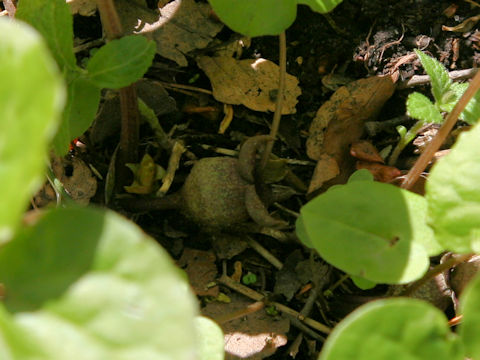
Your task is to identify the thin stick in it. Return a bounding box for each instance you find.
[245,236,283,270]
[401,69,480,190]
[260,31,287,170]
[218,274,331,334]
[403,253,473,296]
[214,301,265,324]
[95,0,123,39]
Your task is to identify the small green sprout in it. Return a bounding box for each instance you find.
[389,49,480,166]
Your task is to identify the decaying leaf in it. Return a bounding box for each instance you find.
[197,56,301,114]
[307,76,395,161]
[308,154,339,194]
[306,76,395,190]
[124,153,165,195]
[350,140,384,163]
[178,248,219,297]
[52,156,97,205]
[355,161,401,183]
[115,0,223,66]
[442,14,480,33]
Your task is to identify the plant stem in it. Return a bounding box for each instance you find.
[402,253,473,296]
[388,120,424,166]
[401,69,480,190]
[95,0,123,39]
[260,31,286,171]
[96,0,140,182]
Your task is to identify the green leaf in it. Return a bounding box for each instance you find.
[347,169,374,183]
[16,0,76,70]
[350,275,376,290]
[87,36,156,89]
[207,0,297,36]
[319,298,463,360]
[195,316,224,360]
[0,207,199,359]
[426,122,480,253]
[53,76,101,154]
[459,272,480,359]
[298,181,440,284]
[297,0,343,13]
[0,19,64,243]
[0,306,46,360]
[414,49,451,105]
[406,92,444,124]
[461,84,480,124]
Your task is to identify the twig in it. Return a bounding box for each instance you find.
[245,236,283,270]
[2,0,15,17]
[157,141,185,196]
[402,253,473,296]
[260,31,286,170]
[401,68,480,190]
[398,68,478,89]
[218,274,331,334]
[214,301,265,324]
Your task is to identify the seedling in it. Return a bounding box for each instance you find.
[389,49,479,165]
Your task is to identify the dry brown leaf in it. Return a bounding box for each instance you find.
[307,154,339,194]
[197,56,301,114]
[442,14,480,32]
[306,76,395,190]
[177,248,219,297]
[350,140,384,163]
[307,76,395,161]
[115,0,223,66]
[355,161,401,183]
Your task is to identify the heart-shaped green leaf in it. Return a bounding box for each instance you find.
[207,0,297,36]
[297,181,440,284]
[319,298,463,360]
[87,36,155,89]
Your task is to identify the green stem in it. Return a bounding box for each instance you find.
[402,253,473,296]
[388,120,424,166]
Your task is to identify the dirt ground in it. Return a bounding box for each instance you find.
[31,0,480,358]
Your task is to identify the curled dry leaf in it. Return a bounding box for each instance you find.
[115,0,223,66]
[307,76,395,161]
[306,75,395,191]
[197,56,301,114]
